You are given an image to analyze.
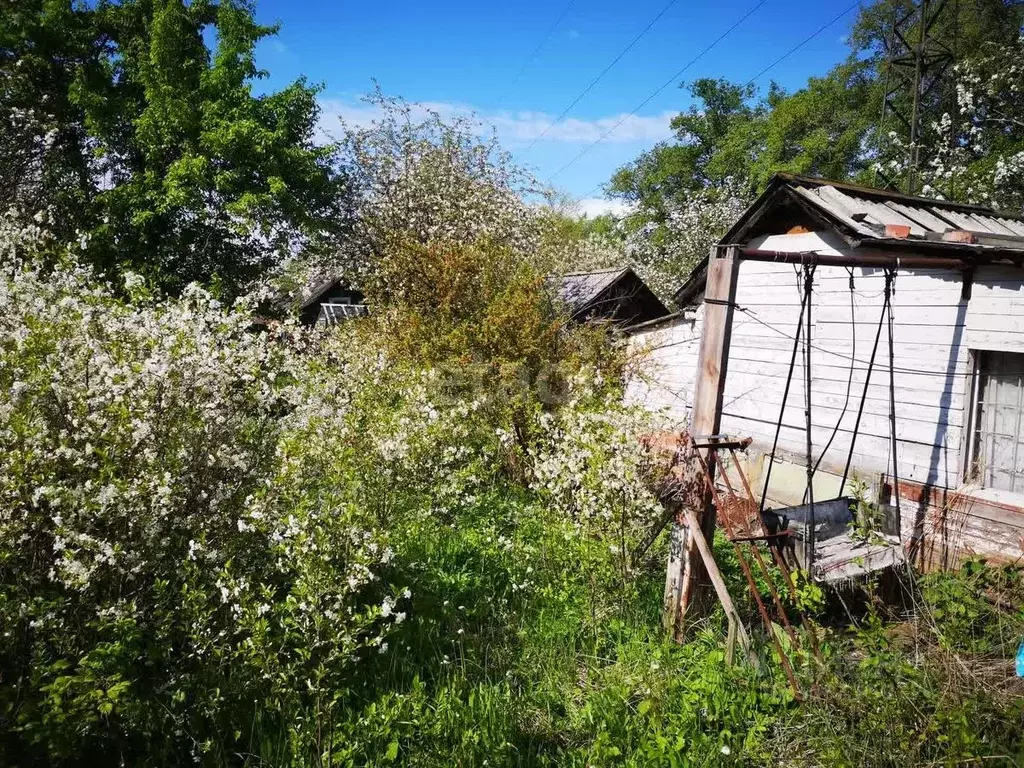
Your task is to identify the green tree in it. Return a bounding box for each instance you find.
[0,0,100,221]
[608,0,1024,217]
[609,78,759,217]
[0,0,350,295]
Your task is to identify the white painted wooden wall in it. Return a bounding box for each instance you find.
[626,238,1024,527]
[721,260,968,491]
[624,313,702,426]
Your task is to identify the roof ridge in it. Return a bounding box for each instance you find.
[556,266,629,277]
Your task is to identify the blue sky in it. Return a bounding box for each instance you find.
[252,0,862,215]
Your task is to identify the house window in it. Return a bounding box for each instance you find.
[970,351,1024,493]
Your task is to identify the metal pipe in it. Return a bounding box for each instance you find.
[739,248,970,270]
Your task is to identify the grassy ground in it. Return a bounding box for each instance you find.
[308,494,1024,767]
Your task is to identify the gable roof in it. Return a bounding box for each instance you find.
[300,276,354,312]
[726,172,1024,246]
[551,268,630,314]
[298,276,367,326]
[675,173,1024,307]
[548,267,670,325]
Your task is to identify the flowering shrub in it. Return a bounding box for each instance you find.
[0,260,404,762]
[624,185,749,299]
[875,37,1024,212]
[1,211,1019,768]
[529,375,669,589]
[325,92,544,289]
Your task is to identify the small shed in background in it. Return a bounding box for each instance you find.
[299,276,368,326]
[549,267,669,327]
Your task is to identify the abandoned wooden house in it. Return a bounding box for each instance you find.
[549,267,669,326]
[628,173,1024,571]
[298,276,369,326]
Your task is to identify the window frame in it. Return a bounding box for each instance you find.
[963,348,1024,493]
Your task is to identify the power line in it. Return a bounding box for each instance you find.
[738,0,862,89]
[573,0,860,198]
[525,0,683,152]
[725,301,977,379]
[546,0,772,184]
[497,0,578,107]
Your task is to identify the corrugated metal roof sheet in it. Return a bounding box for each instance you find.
[791,181,1024,250]
[676,173,1024,309]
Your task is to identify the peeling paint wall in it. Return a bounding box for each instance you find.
[628,241,1024,566]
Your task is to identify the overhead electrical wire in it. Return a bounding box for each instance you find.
[809,268,857,480]
[524,0,684,151]
[737,0,861,88]
[549,0,859,184]
[642,293,1004,380]
[546,0,770,183]
[497,0,578,107]
[710,299,983,379]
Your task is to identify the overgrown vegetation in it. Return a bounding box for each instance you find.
[1,1,1023,765]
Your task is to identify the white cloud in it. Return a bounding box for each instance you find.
[317,98,674,145]
[575,197,634,218]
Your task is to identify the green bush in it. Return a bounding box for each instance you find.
[2,252,1022,767]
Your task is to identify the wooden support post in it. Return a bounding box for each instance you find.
[683,506,755,667]
[665,245,740,639]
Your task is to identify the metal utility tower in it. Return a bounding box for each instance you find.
[879,0,954,195]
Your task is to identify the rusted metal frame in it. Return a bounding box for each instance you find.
[713,454,800,649]
[692,435,752,451]
[740,248,971,270]
[729,447,798,596]
[726,446,823,661]
[681,505,757,669]
[729,532,792,544]
[693,449,802,697]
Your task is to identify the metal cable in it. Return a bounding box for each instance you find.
[839,278,889,491]
[757,279,809,515]
[808,268,856,485]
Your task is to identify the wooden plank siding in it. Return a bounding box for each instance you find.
[625,314,702,421]
[627,255,1024,566]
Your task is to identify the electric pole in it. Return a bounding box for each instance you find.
[878,0,954,195]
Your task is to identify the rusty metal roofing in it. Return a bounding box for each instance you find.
[300,275,350,310]
[786,176,1024,248]
[675,173,1024,308]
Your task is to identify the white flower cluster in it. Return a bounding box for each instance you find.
[528,372,665,567]
[624,185,749,299]
[328,91,545,288]
[0,253,411,750]
[876,37,1024,212]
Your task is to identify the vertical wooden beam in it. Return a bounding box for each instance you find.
[683,506,756,666]
[665,246,740,639]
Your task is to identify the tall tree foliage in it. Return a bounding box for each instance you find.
[609,0,1024,212]
[603,0,1024,289]
[0,0,350,295]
